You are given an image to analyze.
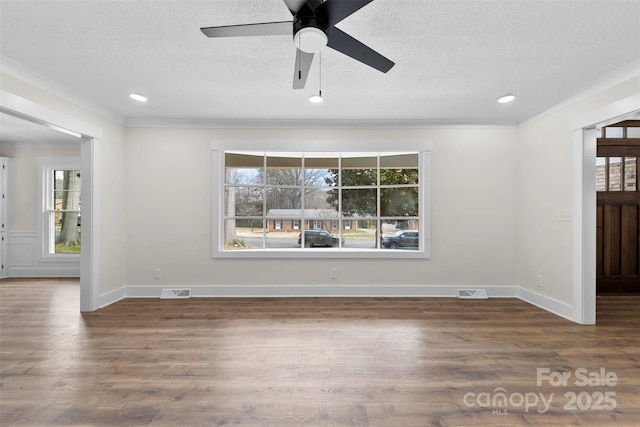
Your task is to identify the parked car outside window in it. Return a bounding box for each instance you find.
[298,230,343,248]
[381,230,419,249]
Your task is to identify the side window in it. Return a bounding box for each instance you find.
[597,124,639,193]
[596,156,637,192]
[38,158,81,256]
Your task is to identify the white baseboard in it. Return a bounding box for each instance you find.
[517,286,574,321]
[9,267,81,277]
[97,283,576,323]
[123,284,519,299]
[98,286,126,308]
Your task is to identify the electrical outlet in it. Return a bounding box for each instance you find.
[153,268,162,279]
[330,268,338,279]
[536,274,543,287]
[558,209,573,222]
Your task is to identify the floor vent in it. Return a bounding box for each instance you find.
[160,288,191,299]
[457,289,488,299]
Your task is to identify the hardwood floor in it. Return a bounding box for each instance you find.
[1,278,639,426]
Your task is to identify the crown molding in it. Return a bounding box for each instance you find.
[125,117,519,129]
[0,55,126,126]
[519,59,640,127]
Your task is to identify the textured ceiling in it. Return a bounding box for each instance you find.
[0,0,639,126]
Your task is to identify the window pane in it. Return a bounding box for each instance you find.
[54,211,81,254]
[609,157,622,191]
[380,153,419,185]
[625,157,637,191]
[266,188,302,211]
[381,187,419,216]
[304,187,334,211]
[342,219,377,249]
[596,157,607,191]
[341,188,377,217]
[267,155,302,185]
[380,219,420,250]
[54,170,81,210]
[265,219,301,248]
[226,219,264,250]
[224,187,263,216]
[225,153,263,184]
[305,155,339,186]
[627,127,640,138]
[342,156,377,186]
[605,127,624,138]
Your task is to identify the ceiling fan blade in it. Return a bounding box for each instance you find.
[314,0,374,26]
[282,0,308,15]
[201,21,292,38]
[293,49,315,89]
[327,27,394,73]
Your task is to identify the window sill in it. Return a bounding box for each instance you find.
[212,247,430,259]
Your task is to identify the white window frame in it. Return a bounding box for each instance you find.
[292,219,300,230]
[37,157,81,263]
[211,140,432,259]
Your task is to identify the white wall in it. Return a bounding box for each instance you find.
[516,76,640,304]
[124,127,518,288]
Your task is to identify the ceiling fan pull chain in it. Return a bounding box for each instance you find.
[319,50,322,95]
[298,32,302,80]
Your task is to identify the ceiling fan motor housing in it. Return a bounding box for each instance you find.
[293,16,328,53]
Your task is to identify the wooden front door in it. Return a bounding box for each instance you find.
[596,121,640,294]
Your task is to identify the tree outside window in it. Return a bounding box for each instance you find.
[52,169,81,254]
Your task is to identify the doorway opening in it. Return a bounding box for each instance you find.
[0,92,101,312]
[596,121,640,294]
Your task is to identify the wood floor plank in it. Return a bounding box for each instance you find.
[1,279,639,426]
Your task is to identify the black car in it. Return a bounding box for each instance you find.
[298,230,342,248]
[381,230,419,249]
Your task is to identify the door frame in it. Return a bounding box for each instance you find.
[572,93,640,324]
[0,91,102,312]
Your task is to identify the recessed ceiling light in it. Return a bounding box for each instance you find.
[309,94,323,103]
[497,94,517,104]
[129,93,148,102]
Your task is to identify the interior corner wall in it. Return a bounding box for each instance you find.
[516,76,640,305]
[124,127,518,290]
[0,72,128,294]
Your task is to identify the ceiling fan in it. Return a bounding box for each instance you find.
[200,0,394,89]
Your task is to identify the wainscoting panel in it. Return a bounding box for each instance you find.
[8,232,80,277]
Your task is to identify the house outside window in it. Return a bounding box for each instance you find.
[213,145,431,259]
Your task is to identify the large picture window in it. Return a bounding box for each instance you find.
[213,146,431,259]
